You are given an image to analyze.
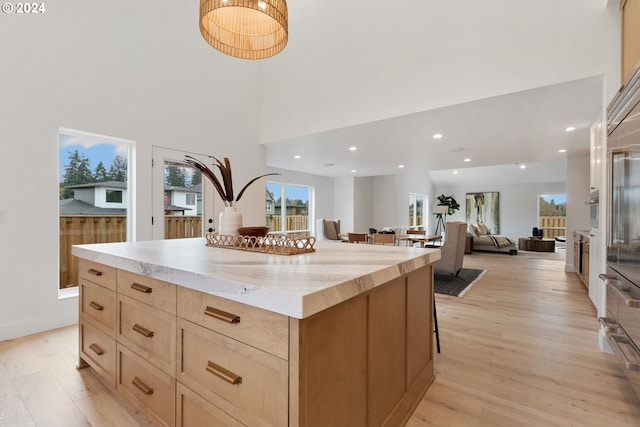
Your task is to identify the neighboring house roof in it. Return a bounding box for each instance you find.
[164,204,193,212]
[65,181,127,189]
[59,199,127,215]
[165,184,201,193]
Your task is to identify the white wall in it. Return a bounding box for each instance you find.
[435,179,569,242]
[334,176,355,233]
[565,156,592,271]
[354,177,374,232]
[0,0,265,341]
[370,173,436,232]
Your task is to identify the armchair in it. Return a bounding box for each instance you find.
[315,218,344,242]
[433,221,467,279]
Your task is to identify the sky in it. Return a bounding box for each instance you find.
[541,193,567,204]
[59,133,129,182]
[267,182,309,202]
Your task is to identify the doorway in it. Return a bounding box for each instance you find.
[152,147,215,240]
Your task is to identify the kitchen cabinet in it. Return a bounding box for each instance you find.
[622,0,640,83]
[75,239,440,427]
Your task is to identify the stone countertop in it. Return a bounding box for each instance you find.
[72,238,440,319]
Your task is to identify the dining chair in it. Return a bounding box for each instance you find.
[348,232,368,243]
[372,233,395,245]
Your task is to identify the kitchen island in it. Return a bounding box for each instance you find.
[73,238,440,427]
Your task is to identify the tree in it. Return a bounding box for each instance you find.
[108,155,127,182]
[61,150,93,199]
[94,161,108,182]
[190,169,202,187]
[165,165,187,187]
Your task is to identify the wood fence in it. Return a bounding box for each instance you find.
[60,215,201,289]
[60,216,127,289]
[266,215,309,233]
[539,216,566,239]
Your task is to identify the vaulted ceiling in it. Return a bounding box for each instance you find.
[256,1,621,185]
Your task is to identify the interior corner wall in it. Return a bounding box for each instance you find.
[370,173,436,231]
[333,176,355,232]
[354,177,374,232]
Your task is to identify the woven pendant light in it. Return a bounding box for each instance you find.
[200,0,288,60]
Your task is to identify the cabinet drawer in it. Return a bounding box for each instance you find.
[177,287,289,359]
[78,259,116,291]
[79,319,116,387]
[118,294,176,376]
[177,319,288,427]
[117,344,175,427]
[176,382,245,427]
[117,269,176,314]
[80,279,116,337]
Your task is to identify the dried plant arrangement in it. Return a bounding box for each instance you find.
[184,155,280,207]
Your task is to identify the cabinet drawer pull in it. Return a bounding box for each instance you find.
[89,301,104,311]
[132,376,154,395]
[87,268,103,277]
[132,323,154,338]
[204,306,240,324]
[130,282,152,294]
[206,361,242,385]
[89,343,104,355]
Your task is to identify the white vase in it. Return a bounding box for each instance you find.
[218,206,243,236]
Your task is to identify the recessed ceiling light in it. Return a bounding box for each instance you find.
[565,126,575,132]
[398,164,405,168]
[453,170,458,174]
[558,149,566,153]
[464,158,471,162]
[520,164,526,169]
[294,155,301,159]
[433,133,443,139]
[349,146,357,151]
[351,169,357,173]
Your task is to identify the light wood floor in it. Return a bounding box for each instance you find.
[0,251,639,426]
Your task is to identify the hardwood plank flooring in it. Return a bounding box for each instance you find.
[0,250,638,426]
[410,250,640,427]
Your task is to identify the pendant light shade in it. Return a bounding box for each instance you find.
[199,0,288,60]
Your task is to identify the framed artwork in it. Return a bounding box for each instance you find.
[466,192,499,234]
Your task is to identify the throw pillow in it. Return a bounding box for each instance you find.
[478,222,490,235]
[468,224,480,238]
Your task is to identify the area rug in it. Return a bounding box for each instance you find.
[434,268,486,297]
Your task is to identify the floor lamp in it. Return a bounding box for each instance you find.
[433,205,448,236]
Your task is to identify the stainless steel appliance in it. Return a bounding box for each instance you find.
[601,64,640,400]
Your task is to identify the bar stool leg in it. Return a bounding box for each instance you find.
[434,298,441,353]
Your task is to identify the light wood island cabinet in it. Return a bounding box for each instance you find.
[75,238,439,427]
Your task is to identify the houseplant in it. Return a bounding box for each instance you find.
[436,194,460,216]
[184,155,279,235]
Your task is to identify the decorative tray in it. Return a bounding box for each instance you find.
[205,233,316,255]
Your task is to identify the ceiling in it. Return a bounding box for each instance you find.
[263,75,604,186]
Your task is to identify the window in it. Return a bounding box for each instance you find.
[266,182,312,236]
[106,190,123,203]
[59,128,134,292]
[409,193,426,228]
[538,194,566,239]
[186,193,196,205]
